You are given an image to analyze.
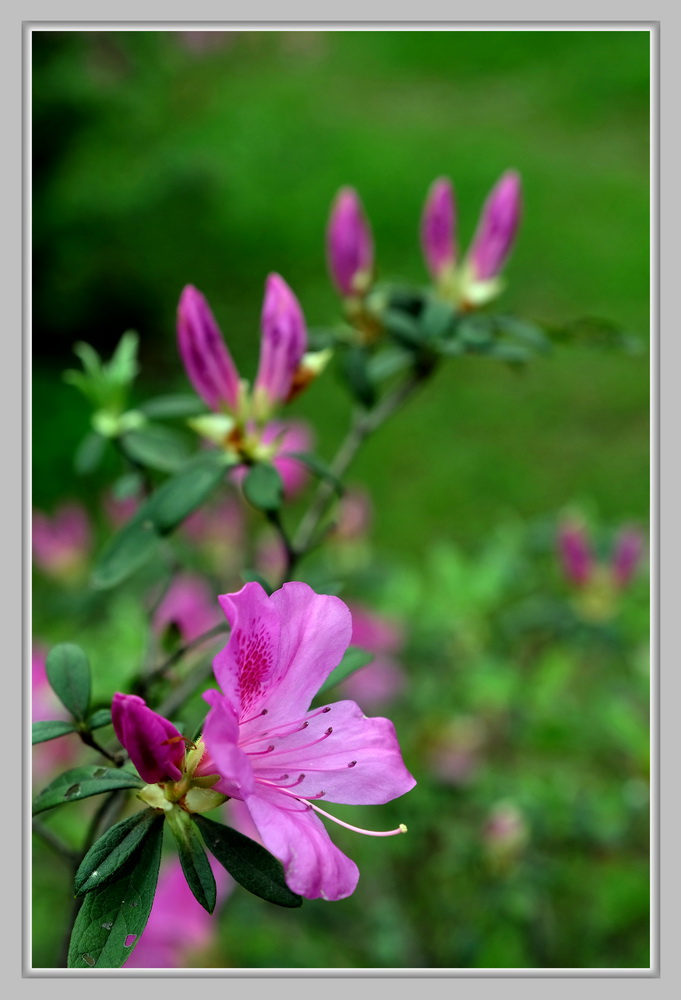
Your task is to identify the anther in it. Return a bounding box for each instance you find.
[347,761,357,767]
[322,707,331,713]
[325,727,333,736]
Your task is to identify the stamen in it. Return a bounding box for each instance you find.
[246,744,275,756]
[240,708,269,726]
[348,761,357,767]
[271,786,408,837]
[238,707,331,748]
[247,729,334,758]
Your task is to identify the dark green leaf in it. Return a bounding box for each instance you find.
[492,315,552,353]
[67,814,164,969]
[121,424,193,473]
[285,452,344,497]
[194,815,302,908]
[87,708,113,731]
[487,342,532,365]
[74,432,106,475]
[167,808,216,913]
[419,299,456,341]
[147,451,229,532]
[111,471,143,501]
[45,644,92,722]
[242,463,284,512]
[341,346,377,408]
[367,347,412,381]
[33,766,144,815]
[137,393,207,419]
[458,316,494,349]
[74,809,160,896]
[32,719,78,744]
[316,646,375,698]
[382,309,423,349]
[91,515,161,590]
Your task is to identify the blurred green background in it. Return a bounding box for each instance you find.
[33,28,649,546]
[32,28,650,970]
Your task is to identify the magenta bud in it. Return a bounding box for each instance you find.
[177,285,241,413]
[326,187,374,297]
[254,274,308,408]
[558,521,593,587]
[467,170,522,281]
[421,177,456,280]
[111,693,186,784]
[611,528,644,587]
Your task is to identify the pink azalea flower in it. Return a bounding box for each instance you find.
[32,503,91,577]
[611,527,645,587]
[153,574,222,645]
[338,605,407,709]
[327,187,374,298]
[124,854,232,969]
[421,177,457,281]
[112,694,189,784]
[557,519,594,587]
[202,582,416,901]
[466,170,522,283]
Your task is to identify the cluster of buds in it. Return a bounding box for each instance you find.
[557,518,645,622]
[177,274,329,468]
[421,170,522,309]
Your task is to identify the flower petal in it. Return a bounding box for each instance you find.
[213,582,352,728]
[111,693,184,784]
[202,689,256,798]
[252,700,416,805]
[244,784,359,900]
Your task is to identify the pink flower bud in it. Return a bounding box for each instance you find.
[326,187,374,297]
[254,274,308,408]
[177,285,241,413]
[467,170,522,281]
[421,177,457,280]
[611,528,644,587]
[111,693,186,784]
[557,520,594,587]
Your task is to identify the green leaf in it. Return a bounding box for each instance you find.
[74,431,106,475]
[316,646,375,698]
[341,346,377,408]
[242,463,284,512]
[492,315,552,354]
[284,452,344,496]
[32,719,78,744]
[382,309,423,349]
[121,424,193,473]
[45,644,92,722]
[166,808,217,914]
[147,451,229,532]
[74,809,160,896]
[367,346,412,381]
[87,708,113,731]
[33,766,144,815]
[458,316,494,349]
[194,815,302,908]
[91,515,161,590]
[419,298,456,341]
[487,342,532,365]
[137,393,207,419]
[107,331,139,385]
[67,814,164,969]
[241,569,273,593]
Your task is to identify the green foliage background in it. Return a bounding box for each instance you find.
[32,28,650,970]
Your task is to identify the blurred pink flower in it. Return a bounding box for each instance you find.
[466,170,522,283]
[611,527,645,587]
[153,574,222,645]
[557,519,594,587]
[332,488,373,542]
[428,717,486,787]
[103,490,140,528]
[421,177,457,281]
[338,605,407,708]
[32,503,91,578]
[557,517,645,591]
[124,854,232,969]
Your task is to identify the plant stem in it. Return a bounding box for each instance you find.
[157,655,217,721]
[289,369,429,574]
[32,819,79,869]
[137,621,230,695]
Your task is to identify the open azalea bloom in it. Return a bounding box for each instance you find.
[202,581,416,901]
